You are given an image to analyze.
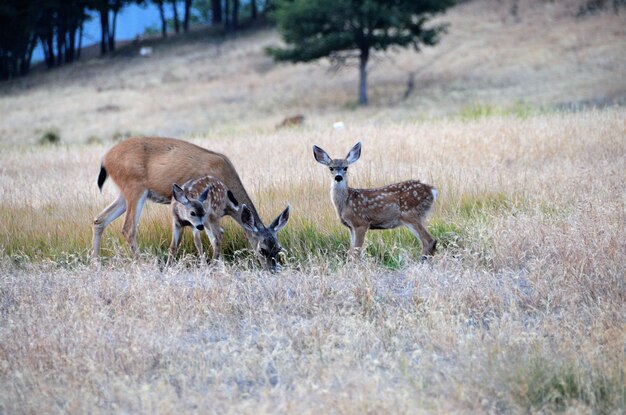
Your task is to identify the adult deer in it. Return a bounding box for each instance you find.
[92,137,290,271]
[313,142,437,259]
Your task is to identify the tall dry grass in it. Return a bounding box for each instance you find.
[0,108,624,413]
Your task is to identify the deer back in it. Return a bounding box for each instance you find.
[102,137,260,220]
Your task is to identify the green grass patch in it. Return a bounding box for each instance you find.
[37,127,61,145]
[445,191,516,223]
[459,192,509,218]
[0,190,519,268]
[511,356,625,414]
[428,218,465,250]
[457,101,547,121]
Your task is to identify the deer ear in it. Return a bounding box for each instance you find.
[240,204,257,232]
[270,205,290,233]
[227,190,239,211]
[346,141,362,165]
[172,184,189,204]
[313,145,331,166]
[198,187,210,203]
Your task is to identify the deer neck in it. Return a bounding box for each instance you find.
[330,180,349,214]
[217,166,266,231]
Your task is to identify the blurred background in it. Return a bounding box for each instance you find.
[0,0,624,145]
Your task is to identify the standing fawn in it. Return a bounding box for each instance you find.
[168,175,239,265]
[313,142,437,259]
[93,136,290,271]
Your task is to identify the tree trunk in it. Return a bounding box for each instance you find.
[41,29,55,68]
[99,9,109,55]
[211,0,222,24]
[358,48,369,105]
[224,0,230,29]
[251,0,257,20]
[171,0,180,34]
[109,2,121,52]
[67,13,78,64]
[232,0,239,29]
[20,32,37,76]
[56,12,65,66]
[157,2,167,37]
[67,25,75,63]
[0,51,7,80]
[183,0,192,32]
[77,20,83,60]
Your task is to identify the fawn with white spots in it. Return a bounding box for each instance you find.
[168,175,239,264]
[313,142,438,259]
[92,137,290,271]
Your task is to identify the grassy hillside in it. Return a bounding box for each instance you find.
[0,0,624,146]
[0,0,624,413]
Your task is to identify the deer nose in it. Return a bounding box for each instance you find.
[334,175,343,182]
[196,224,205,231]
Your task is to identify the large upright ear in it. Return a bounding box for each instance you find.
[313,145,332,166]
[198,187,210,203]
[240,204,257,232]
[269,205,290,233]
[346,141,362,165]
[172,184,189,204]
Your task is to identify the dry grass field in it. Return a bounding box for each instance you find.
[1,0,625,413]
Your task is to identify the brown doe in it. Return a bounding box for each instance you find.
[168,175,239,264]
[313,142,437,259]
[93,136,290,271]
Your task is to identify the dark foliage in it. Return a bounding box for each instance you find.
[267,0,456,105]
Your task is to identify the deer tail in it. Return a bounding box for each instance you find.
[97,165,108,192]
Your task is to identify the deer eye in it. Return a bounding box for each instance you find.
[343,167,348,172]
[190,212,197,217]
[329,167,334,172]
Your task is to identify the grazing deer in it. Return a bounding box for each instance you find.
[168,175,239,264]
[92,136,290,271]
[312,142,437,259]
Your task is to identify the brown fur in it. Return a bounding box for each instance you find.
[92,136,286,266]
[313,142,437,259]
[342,181,435,229]
[168,175,235,263]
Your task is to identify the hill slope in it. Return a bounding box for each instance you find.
[0,0,624,145]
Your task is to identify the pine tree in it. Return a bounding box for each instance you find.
[267,0,455,105]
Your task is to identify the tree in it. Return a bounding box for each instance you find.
[1,0,90,79]
[183,0,193,32]
[0,1,40,80]
[170,0,180,33]
[232,0,239,29]
[153,0,168,37]
[267,0,455,105]
[89,0,137,55]
[211,0,222,24]
[251,0,257,19]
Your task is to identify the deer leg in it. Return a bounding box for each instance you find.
[121,189,148,259]
[205,220,223,262]
[348,226,357,249]
[349,226,368,259]
[405,220,437,259]
[92,194,126,260]
[167,221,184,266]
[191,227,205,263]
